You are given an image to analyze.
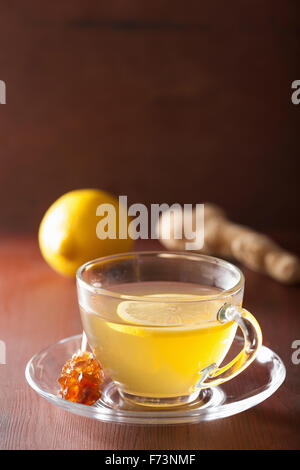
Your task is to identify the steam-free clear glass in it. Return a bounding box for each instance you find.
[76,252,262,408]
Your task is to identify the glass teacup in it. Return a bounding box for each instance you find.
[77,252,262,407]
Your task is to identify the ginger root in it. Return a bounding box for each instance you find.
[158,203,300,284]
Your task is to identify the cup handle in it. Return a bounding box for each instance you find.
[197,303,263,388]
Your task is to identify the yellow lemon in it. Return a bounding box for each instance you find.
[38,189,133,276]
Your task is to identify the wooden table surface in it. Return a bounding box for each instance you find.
[0,234,299,450]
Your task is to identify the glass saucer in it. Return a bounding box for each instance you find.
[25,334,286,425]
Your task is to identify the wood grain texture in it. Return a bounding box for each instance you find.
[0,235,299,450]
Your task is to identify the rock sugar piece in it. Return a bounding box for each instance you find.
[58,350,104,405]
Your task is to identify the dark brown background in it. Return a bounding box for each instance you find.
[0,1,299,233]
[0,0,300,451]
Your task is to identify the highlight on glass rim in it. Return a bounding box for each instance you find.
[1,0,299,455]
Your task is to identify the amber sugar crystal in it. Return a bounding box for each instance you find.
[58,351,104,405]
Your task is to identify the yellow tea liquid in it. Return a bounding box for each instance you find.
[80,281,237,398]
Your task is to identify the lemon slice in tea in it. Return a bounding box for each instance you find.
[117,294,223,326]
